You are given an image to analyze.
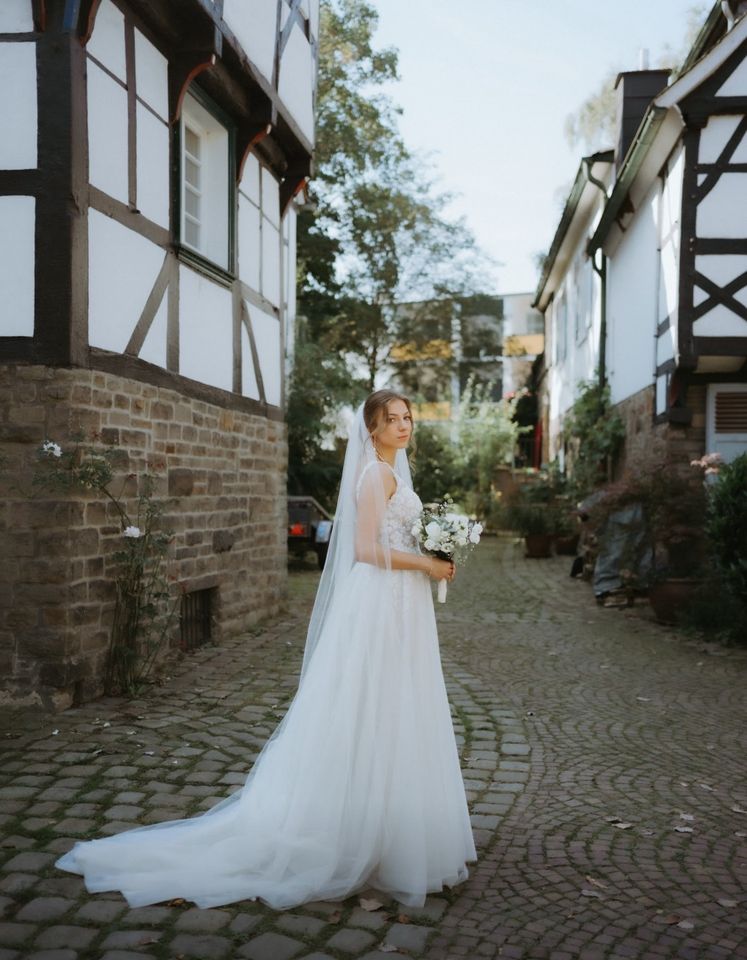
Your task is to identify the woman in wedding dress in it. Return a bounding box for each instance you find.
[56,390,477,910]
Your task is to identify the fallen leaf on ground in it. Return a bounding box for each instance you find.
[735,831,747,838]
[674,826,693,833]
[613,821,633,829]
[584,875,607,887]
[397,913,412,923]
[699,783,714,791]
[677,920,695,931]
[636,697,651,702]
[328,910,342,923]
[360,897,384,911]
[379,946,400,954]
[679,813,695,821]
[717,899,738,907]
[581,888,603,898]
[656,913,681,925]
[731,804,747,814]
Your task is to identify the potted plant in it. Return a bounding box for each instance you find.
[552,503,580,555]
[503,499,556,558]
[591,460,708,623]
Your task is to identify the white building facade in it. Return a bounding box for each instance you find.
[535,4,747,471]
[0,0,318,708]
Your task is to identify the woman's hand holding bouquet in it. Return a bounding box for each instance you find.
[412,498,483,603]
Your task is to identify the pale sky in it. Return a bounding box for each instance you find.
[373,0,708,296]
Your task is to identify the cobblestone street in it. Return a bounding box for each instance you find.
[1,537,746,960]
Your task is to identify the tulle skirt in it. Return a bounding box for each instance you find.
[55,563,477,910]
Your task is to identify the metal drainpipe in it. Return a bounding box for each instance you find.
[583,157,608,388]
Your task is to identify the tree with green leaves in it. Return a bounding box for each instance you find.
[290,0,491,499]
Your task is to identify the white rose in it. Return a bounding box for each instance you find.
[425,521,442,539]
[457,536,468,547]
[411,523,421,537]
[469,523,483,544]
[424,539,436,551]
[123,526,142,538]
[42,441,62,458]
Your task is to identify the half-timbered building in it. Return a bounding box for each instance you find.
[535,2,747,470]
[0,0,318,708]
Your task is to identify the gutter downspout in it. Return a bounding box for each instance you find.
[583,157,609,388]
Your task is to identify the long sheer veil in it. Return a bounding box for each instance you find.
[300,402,413,681]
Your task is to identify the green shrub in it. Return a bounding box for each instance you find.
[704,453,747,641]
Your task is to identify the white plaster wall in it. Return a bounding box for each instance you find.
[0,1,33,31]
[238,194,261,292]
[278,23,315,143]
[138,298,167,368]
[179,266,233,392]
[699,116,742,163]
[88,61,128,203]
[658,145,683,335]
[716,57,747,97]
[223,0,277,83]
[282,208,297,368]
[261,167,280,227]
[136,104,169,227]
[240,154,261,205]
[694,307,747,336]
[606,180,659,405]
[88,209,164,352]
[0,43,37,169]
[656,330,675,366]
[87,0,126,82]
[241,323,261,400]
[0,195,34,336]
[261,221,281,307]
[248,303,281,405]
[309,0,320,39]
[697,173,747,238]
[134,28,168,121]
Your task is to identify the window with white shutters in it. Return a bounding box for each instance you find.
[179,90,232,271]
[706,383,747,463]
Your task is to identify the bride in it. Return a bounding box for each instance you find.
[56,389,477,910]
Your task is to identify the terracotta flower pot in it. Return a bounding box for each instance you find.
[524,534,553,558]
[648,578,701,624]
[554,533,580,556]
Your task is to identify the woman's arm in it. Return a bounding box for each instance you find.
[354,466,453,578]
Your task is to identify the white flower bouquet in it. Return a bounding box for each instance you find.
[411,499,483,603]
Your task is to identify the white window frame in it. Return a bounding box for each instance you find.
[179,90,232,272]
[706,382,747,463]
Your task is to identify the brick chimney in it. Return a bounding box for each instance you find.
[614,68,671,166]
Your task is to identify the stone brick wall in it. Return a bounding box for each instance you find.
[0,364,287,711]
[612,382,707,475]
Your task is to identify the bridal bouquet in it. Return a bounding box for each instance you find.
[411,498,483,603]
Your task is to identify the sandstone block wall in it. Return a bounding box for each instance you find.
[0,364,287,710]
[612,383,707,476]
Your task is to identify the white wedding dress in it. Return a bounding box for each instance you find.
[56,461,476,910]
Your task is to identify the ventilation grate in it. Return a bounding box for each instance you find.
[180,588,214,651]
[715,390,747,433]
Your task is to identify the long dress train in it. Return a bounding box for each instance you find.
[55,473,477,909]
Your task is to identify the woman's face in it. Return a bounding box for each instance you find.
[376,399,413,451]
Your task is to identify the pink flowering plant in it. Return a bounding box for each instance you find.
[34,435,176,695]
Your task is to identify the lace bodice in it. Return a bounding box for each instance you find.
[382,474,422,554]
